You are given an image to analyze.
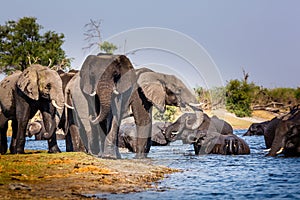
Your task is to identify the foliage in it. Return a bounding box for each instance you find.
[99,41,118,54]
[0,17,70,74]
[153,106,178,122]
[194,87,226,109]
[225,79,253,117]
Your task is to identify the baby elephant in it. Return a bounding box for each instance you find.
[185,130,250,155]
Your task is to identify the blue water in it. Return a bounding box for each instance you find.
[19,130,300,199]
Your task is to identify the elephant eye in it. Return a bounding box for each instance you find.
[45,83,51,89]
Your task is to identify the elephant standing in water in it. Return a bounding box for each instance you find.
[0,65,64,154]
[66,54,203,159]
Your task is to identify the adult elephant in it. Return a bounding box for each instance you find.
[184,130,250,155]
[0,65,64,154]
[68,54,203,159]
[164,112,233,143]
[267,109,300,156]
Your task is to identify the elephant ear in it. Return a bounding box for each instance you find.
[137,72,166,112]
[17,65,40,100]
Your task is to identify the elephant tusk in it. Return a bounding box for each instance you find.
[113,89,120,95]
[171,131,180,135]
[188,102,204,108]
[89,91,96,97]
[263,148,271,152]
[51,100,63,110]
[276,147,284,155]
[65,103,74,110]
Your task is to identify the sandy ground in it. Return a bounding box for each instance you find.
[0,152,179,199]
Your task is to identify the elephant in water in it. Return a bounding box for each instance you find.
[164,112,234,143]
[118,121,172,152]
[0,65,64,154]
[184,130,250,155]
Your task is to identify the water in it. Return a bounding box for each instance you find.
[17,130,300,199]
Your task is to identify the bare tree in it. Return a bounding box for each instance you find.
[82,19,102,52]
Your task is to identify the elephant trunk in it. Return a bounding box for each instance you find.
[90,81,113,125]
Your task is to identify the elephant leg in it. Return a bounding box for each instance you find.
[193,143,200,155]
[11,101,30,154]
[41,109,61,153]
[131,91,153,159]
[0,116,8,154]
[69,124,86,152]
[102,117,121,159]
[65,130,73,152]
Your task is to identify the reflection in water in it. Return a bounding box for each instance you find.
[18,130,300,199]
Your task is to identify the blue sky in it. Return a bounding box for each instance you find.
[1,0,300,88]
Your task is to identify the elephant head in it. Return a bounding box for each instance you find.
[281,124,300,156]
[16,64,64,110]
[137,69,204,128]
[80,54,136,124]
[267,110,300,156]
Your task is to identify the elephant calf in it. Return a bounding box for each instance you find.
[185,130,250,155]
[118,122,172,152]
[164,112,234,143]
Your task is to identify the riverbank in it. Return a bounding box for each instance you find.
[206,109,276,130]
[0,151,178,199]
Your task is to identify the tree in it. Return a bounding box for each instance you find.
[83,19,117,54]
[225,79,253,117]
[0,17,70,74]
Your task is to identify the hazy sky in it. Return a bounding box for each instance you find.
[1,0,300,88]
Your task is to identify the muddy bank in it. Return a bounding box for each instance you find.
[0,151,178,199]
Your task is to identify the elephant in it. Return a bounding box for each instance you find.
[164,112,233,143]
[26,119,65,140]
[184,130,250,155]
[0,65,64,154]
[243,120,271,136]
[279,124,300,157]
[266,109,300,156]
[118,121,172,152]
[66,54,203,159]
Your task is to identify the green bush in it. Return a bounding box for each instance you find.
[153,106,178,122]
[225,79,253,117]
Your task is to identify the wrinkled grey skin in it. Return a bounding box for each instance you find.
[243,120,271,136]
[267,109,300,156]
[0,65,64,154]
[73,54,203,159]
[184,130,250,155]
[118,121,172,152]
[280,124,300,157]
[165,113,233,143]
[26,120,65,140]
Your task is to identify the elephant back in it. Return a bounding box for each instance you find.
[0,71,22,117]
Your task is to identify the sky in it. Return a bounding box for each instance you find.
[1,0,300,89]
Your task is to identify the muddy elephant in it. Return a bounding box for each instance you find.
[184,130,250,155]
[164,112,233,143]
[66,54,203,159]
[267,109,300,157]
[0,65,64,154]
[118,121,172,151]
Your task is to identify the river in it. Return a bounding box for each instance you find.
[23,130,300,199]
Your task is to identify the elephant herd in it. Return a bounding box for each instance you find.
[0,54,299,158]
[243,106,300,157]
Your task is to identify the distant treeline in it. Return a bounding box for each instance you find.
[195,79,300,117]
